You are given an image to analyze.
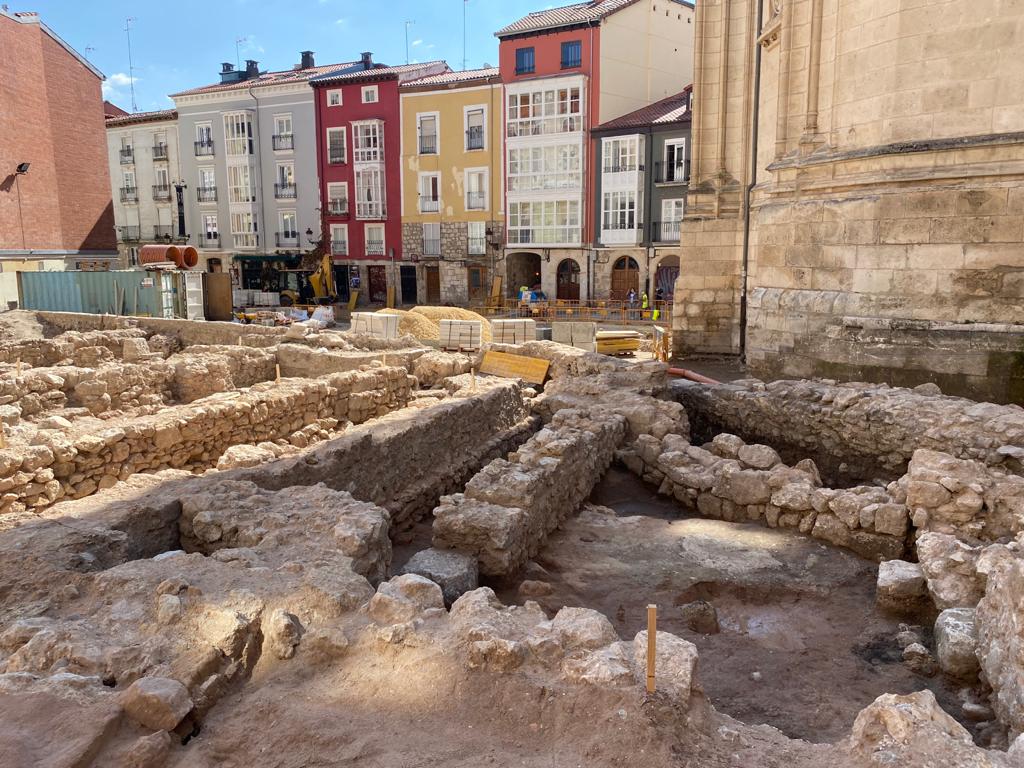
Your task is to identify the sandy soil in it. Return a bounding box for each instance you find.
[493,466,966,745]
[0,310,50,342]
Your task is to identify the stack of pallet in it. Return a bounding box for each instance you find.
[351,312,400,339]
[595,330,642,356]
[551,322,597,352]
[491,319,538,344]
[439,320,483,351]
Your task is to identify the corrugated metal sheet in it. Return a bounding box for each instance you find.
[18,270,173,317]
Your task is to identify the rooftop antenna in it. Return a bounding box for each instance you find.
[404,21,414,65]
[124,17,137,111]
[462,0,468,70]
[235,36,248,70]
[84,45,95,60]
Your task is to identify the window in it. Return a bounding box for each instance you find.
[507,200,581,245]
[663,139,688,182]
[602,191,637,231]
[355,167,385,218]
[195,123,214,155]
[330,224,348,255]
[515,47,535,75]
[419,173,440,213]
[465,168,487,210]
[198,168,216,202]
[223,112,254,155]
[422,222,440,256]
[361,85,378,104]
[278,211,298,244]
[506,144,582,193]
[364,223,385,255]
[602,137,639,173]
[202,214,219,245]
[327,182,349,215]
[465,107,485,150]
[327,89,342,107]
[561,40,582,69]
[662,198,685,222]
[154,168,169,188]
[506,86,583,136]
[275,163,296,198]
[154,167,170,200]
[227,165,255,203]
[153,131,168,159]
[231,211,258,248]
[327,127,347,164]
[418,113,438,155]
[353,121,383,162]
[468,221,486,255]
[120,136,132,150]
[273,114,293,150]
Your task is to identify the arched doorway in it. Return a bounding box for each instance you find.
[610,256,640,301]
[556,258,580,300]
[653,255,679,303]
[506,252,542,298]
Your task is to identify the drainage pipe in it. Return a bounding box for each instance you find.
[666,367,721,385]
[739,0,765,362]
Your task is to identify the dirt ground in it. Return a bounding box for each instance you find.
[491,466,966,745]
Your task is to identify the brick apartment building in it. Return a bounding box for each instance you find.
[0,9,117,303]
[311,55,447,304]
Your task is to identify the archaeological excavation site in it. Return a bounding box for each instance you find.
[0,309,1021,768]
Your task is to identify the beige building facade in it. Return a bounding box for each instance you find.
[676,0,1024,403]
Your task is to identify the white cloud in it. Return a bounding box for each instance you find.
[335,17,347,25]
[411,39,423,47]
[102,72,138,99]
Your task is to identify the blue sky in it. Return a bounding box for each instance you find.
[28,0,546,112]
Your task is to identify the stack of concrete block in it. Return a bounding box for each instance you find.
[350,312,400,340]
[551,322,597,352]
[491,319,538,345]
[439,320,483,352]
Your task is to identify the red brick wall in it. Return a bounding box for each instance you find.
[0,14,115,253]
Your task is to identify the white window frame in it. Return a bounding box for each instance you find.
[327,182,349,215]
[464,104,487,151]
[352,120,383,163]
[505,143,582,194]
[361,85,379,104]
[227,165,255,204]
[422,222,441,256]
[661,198,685,223]
[122,170,136,188]
[505,84,583,137]
[195,123,212,143]
[278,210,298,240]
[467,221,486,255]
[364,223,385,255]
[664,138,687,180]
[602,136,639,173]
[154,167,170,190]
[231,211,258,248]
[120,135,132,150]
[330,223,348,255]
[465,167,488,211]
[355,167,385,219]
[417,111,439,155]
[507,200,581,246]
[202,214,219,244]
[326,127,347,164]
[223,112,254,156]
[274,113,293,137]
[602,190,637,231]
[327,89,343,107]
[277,162,295,186]
[418,172,440,214]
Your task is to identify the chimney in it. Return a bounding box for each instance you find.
[221,62,235,74]
[245,59,260,78]
[361,51,373,70]
[300,50,315,70]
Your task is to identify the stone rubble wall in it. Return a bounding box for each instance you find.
[275,342,427,379]
[432,407,627,575]
[0,366,414,515]
[621,431,909,561]
[673,377,1024,482]
[0,328,147,367]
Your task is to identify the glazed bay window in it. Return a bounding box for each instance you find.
[422,222,441,257]
[602,137,640,173]
[506,144,582,193]
[602,191,638,230]
[327,182,348,216]
[227,165,255,204]
[468,221,486,255]
[353,121,383,162]
[330,224,348,255]
[419,173,440,213]
[506,86,582,137]
[223,112,254,156]
[231,211,258,248]
[507,200,580,245]
[327,127,347,165]
[355,167,385,219]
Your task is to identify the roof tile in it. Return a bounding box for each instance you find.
[401,67,500,89]
[593,87,692,131]
[170,60,360,98]
[495,0,637,37]
[310,60,449,85]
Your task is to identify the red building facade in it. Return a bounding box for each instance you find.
[311,56,446,302]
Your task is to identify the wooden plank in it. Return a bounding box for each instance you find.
[646,604,657,693]
[479,350,550,385]
[347,290,359,311]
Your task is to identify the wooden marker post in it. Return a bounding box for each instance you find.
[15,358,22,377]
[646,604,657,693]
[238,336,243,347]
[382,351,387,368]
[471,368,477,392]
[275,364,281,384]
[0,430,6,449]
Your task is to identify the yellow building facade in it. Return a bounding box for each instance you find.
[399,68,504,305]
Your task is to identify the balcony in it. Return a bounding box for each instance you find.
[274,182,297,199]
[652,220,681,243]
[275,231,299,248]
[118,225,140,242]
[119,148,134,164]
[201,234,221,248]
[419,196,440,213]
[197,186,217,203]
[356,202,385,219]
[654,160,690,184]
[327,199,349,217]
[331,240,348,256]
[418,135,437,155]
[152,225,173,240]
[468,236,486,255]
[423,238,441,257]
[120,186,138,203]
[466,127,484,151]
[366,239,385,256]
[152,144,169,161]
[152,184,172,201]
[600,225,640,246]
[194,140,214,156]
[466,192,486,210]
[328,147,346,165]
[272,134,294,151]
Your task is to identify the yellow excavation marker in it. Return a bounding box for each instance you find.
[646,604,657,693]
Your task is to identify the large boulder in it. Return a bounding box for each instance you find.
[876,560,928,612]
[934,608,979,679]
[399,548,479,607]
[121,677,193,731]
[847,690,977,763]
[367,574,445,625]
[632,630,699,706]
[976,554,1024,739]
[917,532,986,609]
[550,607,618,651]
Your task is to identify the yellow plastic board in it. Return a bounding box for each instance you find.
[347,290,359,311]
[479,350,550,385]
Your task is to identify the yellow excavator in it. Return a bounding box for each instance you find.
[278,252,338,306]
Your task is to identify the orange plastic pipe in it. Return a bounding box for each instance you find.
[667,367,721,385]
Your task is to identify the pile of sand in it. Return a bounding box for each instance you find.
[376,306,493,343]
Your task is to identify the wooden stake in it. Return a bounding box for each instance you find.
[471,367,477,392]
[646,604,657,693]
[382,351,387,368]
[275,364,281,384]
[16,358,22,377]
[238,335,243,346]
[0,430,6,449]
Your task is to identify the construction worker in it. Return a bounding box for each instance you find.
[641,291,649,319]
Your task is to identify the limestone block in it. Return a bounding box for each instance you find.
[876,560,928,612]
[368,574,445,626]
[632,630,698,706]
[400,548,479,607]
[121,677,193,731]
[550,607,618,651]
[934,607,979,679]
